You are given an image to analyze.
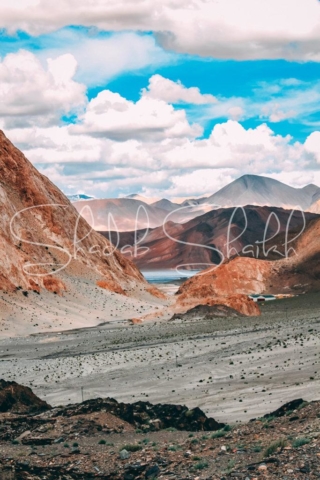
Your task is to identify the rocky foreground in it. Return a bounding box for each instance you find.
[0,381,319,479]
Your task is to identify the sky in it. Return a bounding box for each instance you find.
[0,0,320,199]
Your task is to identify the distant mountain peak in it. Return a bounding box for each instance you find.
[203,174,320,210]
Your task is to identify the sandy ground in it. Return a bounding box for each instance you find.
[0,275,172,337]
[0,293,319,424]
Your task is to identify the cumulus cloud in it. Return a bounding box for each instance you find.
[304,132,320,163]
[5,116,320,199]
[70,89,203,141]
[0,50,86,127]
[142,74,217,104]
[0,0,320,61]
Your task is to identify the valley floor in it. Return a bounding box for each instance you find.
[0,293,319,423]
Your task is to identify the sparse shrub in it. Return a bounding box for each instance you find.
[194,459,209,470]
[267,415,276,423]
[264,438,287,457]
[292,437,310,448]
[168,445,178,451]
[98,439,106,445]
[253,445,262,452]
[225,459,236,473]
[297,401,308,411]
[211,429,226,439]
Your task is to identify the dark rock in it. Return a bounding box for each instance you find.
[124,474,135,480]
[21,437,54,446]
[0,379,51,414]
[263,399,305,419]
[125,463,146,475]
[57,397,224,432]
[289,415,300,421]
[145,464,160,478]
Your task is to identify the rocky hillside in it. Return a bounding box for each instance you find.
[0,130,146,294]
[103,206,317,270]
[0,383,318,479]
[177,216,320,297]
[0,131,171,335]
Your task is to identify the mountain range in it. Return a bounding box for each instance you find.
[72,197,213,231]
[101,206,318,270]
[72,175,320,235]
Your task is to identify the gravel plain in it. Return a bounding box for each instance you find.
[0,293,319,423]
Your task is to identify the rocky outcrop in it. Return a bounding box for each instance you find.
[56,397,225,432]
[0,380,50,414]
[170,303,247,321]
[178,258,272,298]
[263,399,306,419]
[176,280,261,316]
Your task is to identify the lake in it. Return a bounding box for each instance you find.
[141,269,200,284]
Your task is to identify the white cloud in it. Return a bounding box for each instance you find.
[151,121,305,173]
[0,58,318,199]
[70,89,203,141]
[157,0,320,61]
[40,32,170,87]
[304,131,320,163]
[0,0,320,61]
[142,74,217,104]
[227,106,244,121]
[0,50,86,127]
[5,115,320,199]
[156,168,236,198]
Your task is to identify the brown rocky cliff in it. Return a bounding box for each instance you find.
[177,216,320,299]
[0,130,146,294]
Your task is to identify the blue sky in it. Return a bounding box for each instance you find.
[2,26,319,142]
[0,1,320,198]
